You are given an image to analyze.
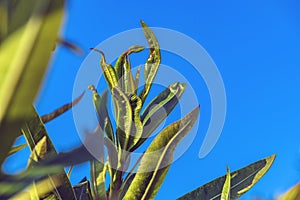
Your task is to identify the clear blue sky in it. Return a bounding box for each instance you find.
[4,0,300,199]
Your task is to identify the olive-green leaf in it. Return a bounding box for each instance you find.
[177,154,276,200]
[90,160,106,200]
[8,143,27,156]
[0,165,62,199]
[91,48,118,90]
[277,182,300,200]
[221,166,231,200]
[89,86,114,143]
[111,87,132,151]
[131,82,186,151]
[114,45,144,94]
[139,20,161,103]
[123,106,199,200]
[0,0,64,166]
[22,106,75,199]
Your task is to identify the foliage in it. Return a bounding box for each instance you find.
[0,1,280,199]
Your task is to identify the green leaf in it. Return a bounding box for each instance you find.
[114,45,145,94]
[90,160,106,200]
[134,66,141,94]
[111,87,132,151]
[123,106,200,200]
[0,0,64,166]
[8,143,27,156]
[278,183,300,200]
[139,20,161,103]
[41,92,84,124]
[131,82,186,151]
[221,166,231,200]
[22,106,75,199]
[88,86,114,143]
[177,154,276,200]
[91,48,118,89]
[0,165,62,199]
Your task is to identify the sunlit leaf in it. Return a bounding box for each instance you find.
[123,106,199,200]
[131,82,186,151]
[277,182,300,200]
[22,106,75,199]
[41,92,84,124]
[91,48,118,89]
[139,20,161,103]
[177,154,276,200]
[114,45,145,93]
[90,160,106,200]
[221,166,231,200]
[8,143,27,156]
[88,86,114,143]
[111,87,132,151]
[0,0,64,166]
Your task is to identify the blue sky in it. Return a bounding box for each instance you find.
[4,0,300,199]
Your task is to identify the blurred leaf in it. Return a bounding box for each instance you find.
[0,0,64,166]
[139,20,161,103]
[57,37,84,55]
[27,136,47,166]
[114,45,145,93]
[67,166,73,179]
[123,106,199,200]
[12,176,62,200]
[8,143,27,156]
[131,82,186,151]
[277,182,300,200]
[73,177,93,200]
[177,154,276,200]
[91,48,118,89]
[22,106,75,199]
[0,165,62,199]
[221,166,231,200]
[111,87,132,151]
[41,92,84,124]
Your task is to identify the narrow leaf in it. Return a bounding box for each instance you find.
[221,166,231,200]
[131,82,186,151]
[8,143,27,156]
[123,106,200,200]
[90,48,118,89]
[278,182,300,200]
[111,87,132,151]
[114,45,145,93]
[88,86,114,143]
[41,92,84,124]
[177,154,276,200]
[22,106,75,199]
[0,0,64,166]
[139,20,161,103]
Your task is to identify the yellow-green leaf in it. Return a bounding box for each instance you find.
[139,20,161,103]
[22,106,75,199]
[177,154,276,200]
[123,106,199,200]
[111,87,132,151]
[8,143,27,156]
[277,182,300,200]
[0,0,64,166]
[91,48,118,90]
[131,82,186,151]
[221,166,231,200]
